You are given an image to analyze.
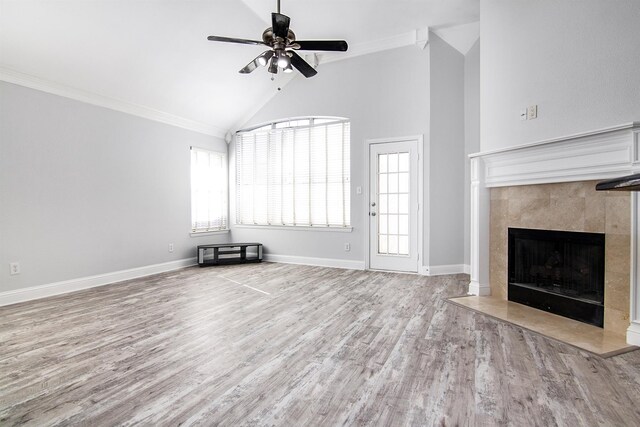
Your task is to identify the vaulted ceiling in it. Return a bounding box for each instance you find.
[0,0,479,138]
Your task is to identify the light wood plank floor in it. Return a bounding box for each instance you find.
[2,263,640,426]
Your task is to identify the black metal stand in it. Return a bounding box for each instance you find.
[197,243,263,266]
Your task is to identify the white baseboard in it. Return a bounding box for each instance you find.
[263,253,365,271]
[467,280,491,296]
[627,322,640,346]
[421,264,470,276]
[0,258,197,307]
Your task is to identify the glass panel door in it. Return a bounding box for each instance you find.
[369,140,419,272]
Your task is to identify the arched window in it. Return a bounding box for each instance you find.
[235,117,350,228]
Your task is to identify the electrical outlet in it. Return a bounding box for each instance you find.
[168,243,174,253]
[527,104,538,120]
[10,262,20,275]
[356,186,362,195]
[520,109,528,121]
[344,243,350,252]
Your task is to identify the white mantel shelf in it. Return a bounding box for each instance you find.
[471,122,640,188]
[467,122,640,346]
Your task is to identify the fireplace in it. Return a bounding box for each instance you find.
[508,227,605,327]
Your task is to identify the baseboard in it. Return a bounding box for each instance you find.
[467,280,491,296]
[627,322,640,346]
[0,258,197,307]
[422,264,469,276]
[263,253,365,271]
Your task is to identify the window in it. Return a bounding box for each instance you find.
[236,118,350,228]
[191,147,227,232]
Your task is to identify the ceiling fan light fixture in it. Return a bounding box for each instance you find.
[283,63,293,73]
[257,55,269,67]
[277,51,291,68]
[268,56,279,74]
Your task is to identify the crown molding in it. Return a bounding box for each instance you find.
[0,66,227,138]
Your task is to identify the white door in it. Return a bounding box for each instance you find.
[369,141,419,272]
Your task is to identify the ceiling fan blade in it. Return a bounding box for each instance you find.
[290,51,317,78]
[239,50,275,74]
[272,13,291,40]
[207,35,266,46]
[295,40,348,52]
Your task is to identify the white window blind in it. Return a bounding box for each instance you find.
[236,118,350,228]
[191,147,227,232]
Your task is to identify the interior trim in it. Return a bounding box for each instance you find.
[0,258,197,307]
[0,66,227,138]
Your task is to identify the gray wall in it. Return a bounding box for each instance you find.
[232,40,467,269]
[428,33,466,267]
[0,82,228,292]
[481,0,640,151]
[464,40,480,266]
[231,45,431,265]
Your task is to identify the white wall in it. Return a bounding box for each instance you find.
[231,40,467,270]
[0,82,228,293]
[481,0,640,152]
[464,40,480,266]
[429,33,466,268]
[230,45,430,266]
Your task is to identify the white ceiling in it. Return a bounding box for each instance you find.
[0,0,479,137]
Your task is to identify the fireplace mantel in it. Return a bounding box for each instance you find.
[468,122,640,345]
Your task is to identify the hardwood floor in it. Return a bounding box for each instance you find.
[2,263,640,426]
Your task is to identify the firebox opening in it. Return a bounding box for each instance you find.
[508,227,605,327]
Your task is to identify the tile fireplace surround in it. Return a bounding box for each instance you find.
[490,181,629,335]
[468,122,640,345]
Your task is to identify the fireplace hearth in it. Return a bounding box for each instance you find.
[508,227,605,327]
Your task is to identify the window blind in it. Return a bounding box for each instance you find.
[236,119,350,228]
[191,147,227,232]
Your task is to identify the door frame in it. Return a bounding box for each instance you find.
[364,135,427,273]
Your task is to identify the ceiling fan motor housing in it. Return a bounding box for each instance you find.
[207,8,347,78]
[262,28,296,46]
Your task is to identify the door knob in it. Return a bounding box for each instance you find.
[371,212,377,216]
[371,202,376,207]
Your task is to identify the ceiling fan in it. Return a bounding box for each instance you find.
[207,0,348,78]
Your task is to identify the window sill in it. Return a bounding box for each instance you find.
[190,230,230,237]
[233,224,353,233]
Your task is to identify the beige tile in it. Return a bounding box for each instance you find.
[583,180,603,198]
[508,184,550,200]
[491,187,509,200]
[547,197,586,231]
[605,269,630,313]
[605,234,631,276]
[549,181,587,198]
[489,180,632,337]
[449,296,635,357]
[490,199,508,221]
[605,196,631,235]
[490,253,507,300]
[517,198,553,228]
[507,198,522,222]
[584,197,606,232]
[604,307,630,336]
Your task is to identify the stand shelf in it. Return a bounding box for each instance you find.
[197,243,262,267]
